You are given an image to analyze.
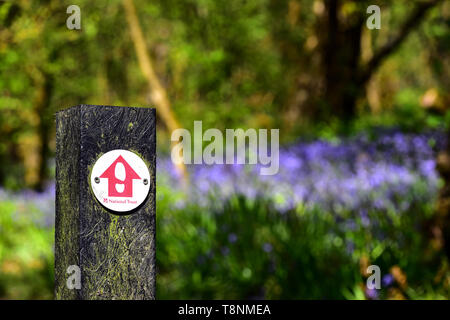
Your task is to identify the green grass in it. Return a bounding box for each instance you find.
[0,185,448,299]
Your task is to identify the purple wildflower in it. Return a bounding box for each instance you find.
[228,233,238,243]
[263,243,273,253]
[382,274,394,287]
[365,287,379,300]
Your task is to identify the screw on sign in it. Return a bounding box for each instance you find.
[91,150,151,212]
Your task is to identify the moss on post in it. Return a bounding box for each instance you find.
[55,105,156,300]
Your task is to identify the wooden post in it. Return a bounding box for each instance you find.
[55,105,156,300]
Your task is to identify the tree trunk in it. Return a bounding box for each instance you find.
[436,137,450,259]
[320,0,442,124]
[34,72,53,192]
[322,0,363,123]
[122,0,187,181]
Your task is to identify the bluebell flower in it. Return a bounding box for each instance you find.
[365,287,379,300]
[228,233,238,243]
[263,243,273,253]
[382,274,394,287]
[221,246,230,256]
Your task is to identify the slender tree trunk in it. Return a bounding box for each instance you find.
[34,72,53,191]
[437,139,450,259]
[122,0,187,180]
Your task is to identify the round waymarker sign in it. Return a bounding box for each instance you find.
[90,150,150,212]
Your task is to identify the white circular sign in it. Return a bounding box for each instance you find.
[90,150,150,212]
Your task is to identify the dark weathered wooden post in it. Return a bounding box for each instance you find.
[55,105,156,300]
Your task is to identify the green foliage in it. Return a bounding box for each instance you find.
[155,187,448,299]
[1,0,449,187]
[0,201,53,299]
[0,177,448,299]
[0,0,449,300]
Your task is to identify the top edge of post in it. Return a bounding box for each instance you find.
[55,105,155,115]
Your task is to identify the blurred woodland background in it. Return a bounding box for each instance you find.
[1,0,450,299]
